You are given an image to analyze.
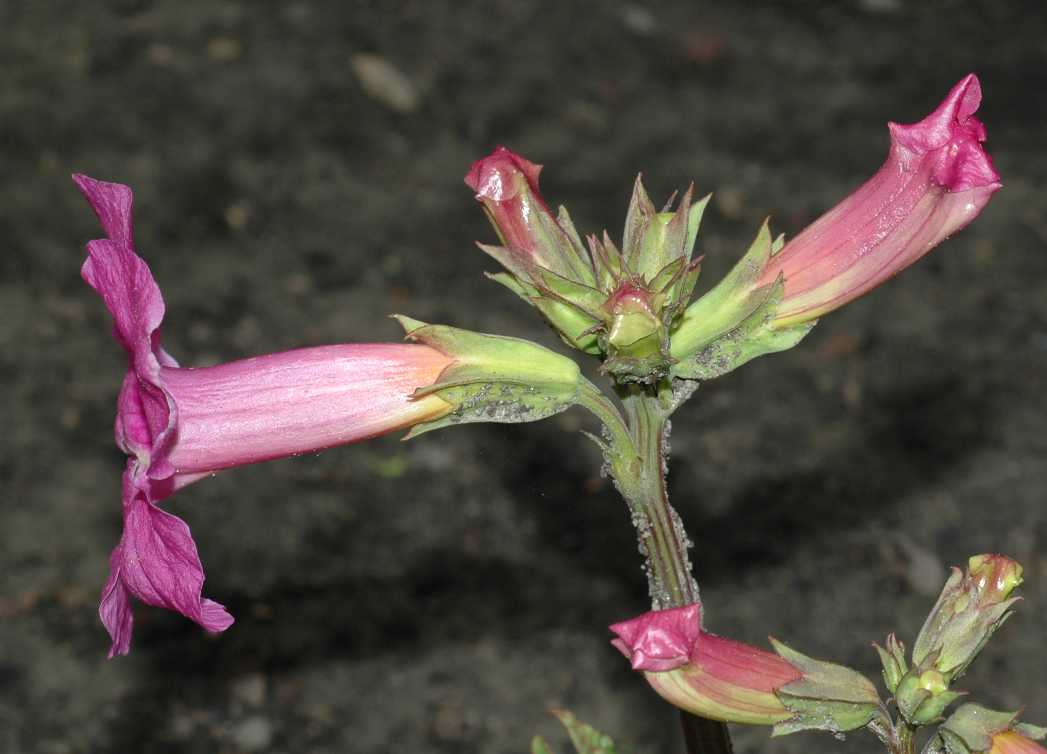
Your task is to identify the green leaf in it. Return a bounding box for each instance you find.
[531,736,556,754]
[552,710,621,754]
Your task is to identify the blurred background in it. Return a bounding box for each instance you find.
[4,1,1047,752]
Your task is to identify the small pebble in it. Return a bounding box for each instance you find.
[351,53,420,114]
[232,716,273,751]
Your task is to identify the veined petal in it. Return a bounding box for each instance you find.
[74,174,178,471]
[162,343,453,475]
[759,74,1000,327]
[100,462,233,658]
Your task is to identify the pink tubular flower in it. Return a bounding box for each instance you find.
[75,175,453,657]
[610,604,802,725]
[760,74,1001,327]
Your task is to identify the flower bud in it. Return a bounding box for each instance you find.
[912,554,1022,679]
[610,603,880,733]
[467,149,706,382]
[465,146,593,284]
[611,604,800,725]
[895,667,964,725]
[934,704,1047,754]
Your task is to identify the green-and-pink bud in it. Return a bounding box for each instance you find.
[912,554,1022,679]
[465,146,591,284]
[934,704,1047,754]
[466,148,707,381]
[610,603,880,733]
[610,604,801,725]
[759,74,1000,327]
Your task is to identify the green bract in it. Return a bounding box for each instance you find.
[770,638,881,737]
[394,316,582,437]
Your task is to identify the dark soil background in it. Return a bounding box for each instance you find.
[3,2,1046,753]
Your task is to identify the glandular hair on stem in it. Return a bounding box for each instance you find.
[660,419,672,478]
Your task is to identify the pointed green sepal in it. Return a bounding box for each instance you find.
[394,316,582,436]
[671,273,814,380]
[939,704,1023,754]
[622,175,657,269]
[530,297,603,354]
[535,268,608,318]
[770,638,881,736]
[1016,724,1047,741]
[873,633,908,694]
[486,270,536,300]
[556,205,590,266]
[670,220,812,378]
[685,193,712,265]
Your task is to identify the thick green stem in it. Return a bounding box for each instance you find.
[618,385,699,608]
[579,379,727,754]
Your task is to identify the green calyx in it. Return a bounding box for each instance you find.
[478,174,708,384]
[394,315,582,437]
[770,638,881,737]
[669,221,814,381]
[895,666,966,725]
[933,704,1047,754]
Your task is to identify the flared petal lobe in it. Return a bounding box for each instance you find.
[74,174,178,471]
[610,604,801,725]
[759,74,1000,327]
[100,463,235,658]
[76,174,454,656]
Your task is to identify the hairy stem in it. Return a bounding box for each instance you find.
[580,379,727,754]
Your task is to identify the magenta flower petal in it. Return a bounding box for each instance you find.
[760,74,1001,326]
[76,174,454,656]
[100,462,234,658]
[74,174,178,471]
[609,603,703,671]
[610,604,802,725]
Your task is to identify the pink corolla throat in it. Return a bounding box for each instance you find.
[74,174,452,657]
[760,74,1001,327]
[610,603,802,725]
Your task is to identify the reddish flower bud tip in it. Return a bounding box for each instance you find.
[610,605,804,725]
[464,145,543,201]
[609,603,702,671]
[888,74,1000,192]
